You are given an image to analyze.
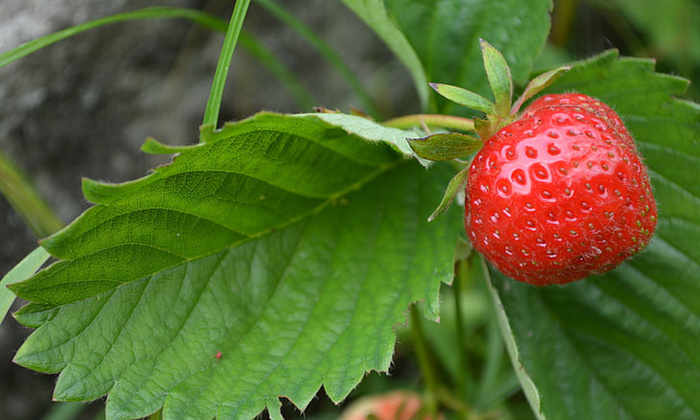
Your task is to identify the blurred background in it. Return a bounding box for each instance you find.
[0,0,697,418]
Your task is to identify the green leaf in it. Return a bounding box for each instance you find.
[430,83,495,115]
[299,113,432,166]
[341,0,430,110]
[490,51,700,420]
[140,137,199,154]
[606,0,700,64]
[1,246,50,325]
[409,133,481,162]
[10,113,462,419]
[480,39,513,117]
[10,113,401,306]
[385,0,552,112]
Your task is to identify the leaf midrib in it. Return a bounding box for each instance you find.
[22,157,401,313]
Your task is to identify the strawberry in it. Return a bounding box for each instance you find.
[416,40,657,285]
[465,93,657,285]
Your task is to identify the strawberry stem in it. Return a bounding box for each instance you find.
[383,114,475,132]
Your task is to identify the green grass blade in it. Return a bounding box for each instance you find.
[255,0,380,119]
[341,0,429,111]
[238,32,315,111]
[0,7,227,69]
[0,151,63,238]
[202,0,252,128]
[0,6,314,120]
[1,246,50,326]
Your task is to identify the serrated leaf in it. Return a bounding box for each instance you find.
[385,0,552,113]
[299,112,432,166]
[409,133,481,162]
[141,137,200,154]
[340,0,429,109]
[10,112,402,306]
[10,112,463,419]
[430,83,495,115]
[490,51,700,420]
[480,39,513,117]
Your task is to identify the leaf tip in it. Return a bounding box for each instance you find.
[479,38,494,51]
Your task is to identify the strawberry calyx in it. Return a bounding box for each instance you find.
[432,40,571,141]
[416,40,572,222]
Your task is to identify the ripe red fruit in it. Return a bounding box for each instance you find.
[465,93,657,285]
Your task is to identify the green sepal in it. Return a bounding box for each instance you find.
[430,83,495,115]
[480,39,513,118]
[511,65,573,114]
[428,166,469,222]
[408,133,481,161]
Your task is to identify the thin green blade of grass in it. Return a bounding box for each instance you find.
[0,5,315,134]
[202,0,252,128]
[254,0,381,119]
[0,150,63,238]
[1,246,50,326]
[238,32,316,111]
[0,7,227,69]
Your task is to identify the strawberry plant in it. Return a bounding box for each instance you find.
[1,1,698,419]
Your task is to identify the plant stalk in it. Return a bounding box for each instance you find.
[202,0,252,128]
[383,114,475,132]
[453,258,473,400]
[409,305,440,414]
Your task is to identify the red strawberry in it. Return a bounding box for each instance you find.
[465,93,657,285]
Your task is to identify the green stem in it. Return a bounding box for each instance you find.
[383,114,475,132]
[453,258,472,400]
[409,305,440,414]
[0,151,63,238]
[550,0,578,48]
[202,0,252,128]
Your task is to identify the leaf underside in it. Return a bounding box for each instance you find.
[11,113,463,419]
[489,51,700,420]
